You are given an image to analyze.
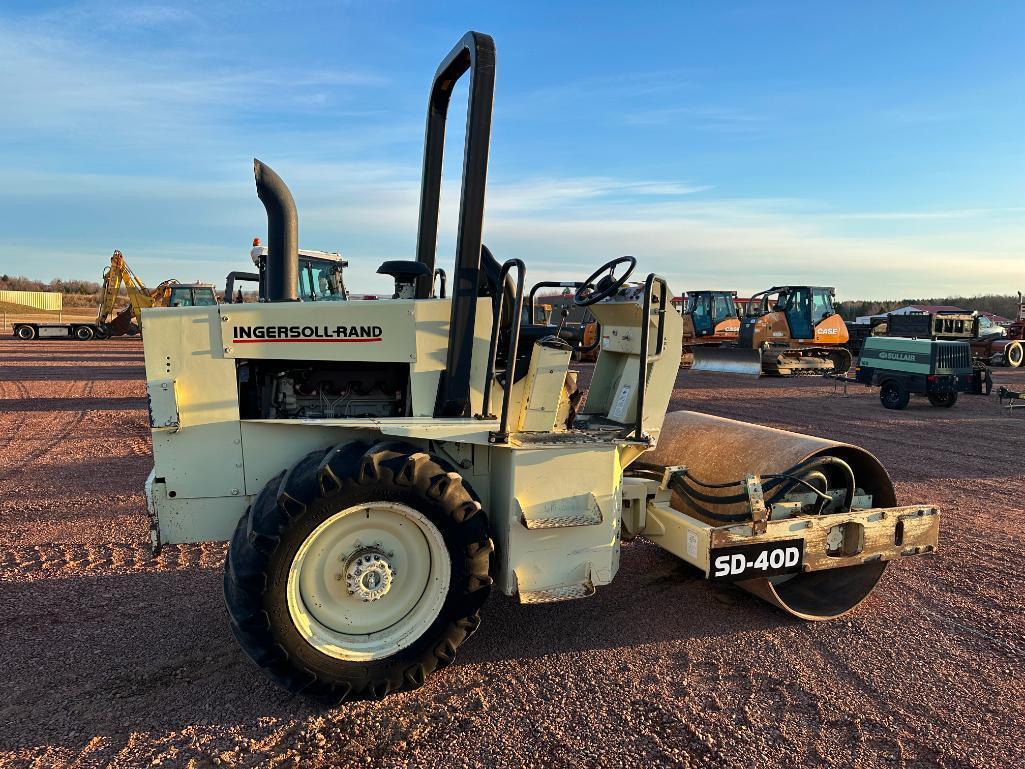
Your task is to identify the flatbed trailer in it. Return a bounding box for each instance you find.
[12,321,103,341]
[11,250,217,342]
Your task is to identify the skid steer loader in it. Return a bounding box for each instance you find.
[692,285,853,376]
[141,32,939,705]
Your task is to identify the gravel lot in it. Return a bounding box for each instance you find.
[1,339,1023,768]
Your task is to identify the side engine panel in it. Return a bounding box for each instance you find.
[238,360,410,419]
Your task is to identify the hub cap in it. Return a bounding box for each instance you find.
[345,550,395,602]
[286,502,450,661]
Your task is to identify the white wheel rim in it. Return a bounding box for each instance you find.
[1009,343,1023,367]
[287,501,450,661]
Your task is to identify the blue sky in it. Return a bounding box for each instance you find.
[1,1,1023,299]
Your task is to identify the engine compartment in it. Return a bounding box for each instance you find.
[237,360,409,419]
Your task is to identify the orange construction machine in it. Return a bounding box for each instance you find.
[692,285,852,376]
[672,290,743,367]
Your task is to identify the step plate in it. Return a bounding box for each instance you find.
[523,510,604,529]
[518,491,603,530]
[519,581,596,605]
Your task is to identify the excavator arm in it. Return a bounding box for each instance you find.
[95,250,167,336]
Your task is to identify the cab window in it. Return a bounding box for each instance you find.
[297,258,346,301]
[811,289,834,323]
[169,287,193,307]
[193,289,217,307]
[316,267,344,300]
[299,265,318,301]
[781,288,815,338]
[712,294,734,323]
[692,294,711,317]
[689,293,715,335]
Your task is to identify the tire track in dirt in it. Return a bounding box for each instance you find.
[895,579,1022,656]
[719,626,948,767]
[0,541,225,579]
[0,380,96,482]
[799,633,1002,768]
[0,378,31,455]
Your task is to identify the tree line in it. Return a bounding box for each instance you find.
[0,274,103,296]
[836,294,1023,321]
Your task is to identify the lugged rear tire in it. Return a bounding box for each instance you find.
[223,441,493,705]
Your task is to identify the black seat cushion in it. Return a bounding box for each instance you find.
[377,260,432,279]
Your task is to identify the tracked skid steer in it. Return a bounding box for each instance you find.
[692,286,853,376]
[141,32,939,705]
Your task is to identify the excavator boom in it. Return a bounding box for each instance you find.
[95,250,161,336]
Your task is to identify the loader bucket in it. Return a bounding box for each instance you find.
[645,410,896,620]
[690,346,763,376]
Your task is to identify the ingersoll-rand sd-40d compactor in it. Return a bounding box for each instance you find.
[142,32,939,704]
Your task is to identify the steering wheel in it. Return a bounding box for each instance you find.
[573,256,637,307]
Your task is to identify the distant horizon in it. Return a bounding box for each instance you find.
[1,2,1022,297]
[2,271,1021,309]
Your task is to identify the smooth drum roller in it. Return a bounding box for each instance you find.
[645,411,896,620]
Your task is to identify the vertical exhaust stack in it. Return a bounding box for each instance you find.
[254,159,299,302]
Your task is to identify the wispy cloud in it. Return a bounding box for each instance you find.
[2,155,1020,301]
[823,208,1025,221]
[56,3,203,31]
[0,11,385,155]
[485,177,709,213]
[278,164,1025,299]
[623,104,770,130]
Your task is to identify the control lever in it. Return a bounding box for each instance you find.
[556,307,570,339]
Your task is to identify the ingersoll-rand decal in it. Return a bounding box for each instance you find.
[232,325,383,343]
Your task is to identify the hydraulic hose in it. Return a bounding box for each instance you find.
[629,453,857,524]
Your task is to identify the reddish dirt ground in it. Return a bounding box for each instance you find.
[1,339,1023,768]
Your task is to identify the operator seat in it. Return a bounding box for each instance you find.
[378,260,431,299]
[479,244,570,382]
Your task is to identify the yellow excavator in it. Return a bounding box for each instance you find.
[95,250,217,338]
[692,285,852,376]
